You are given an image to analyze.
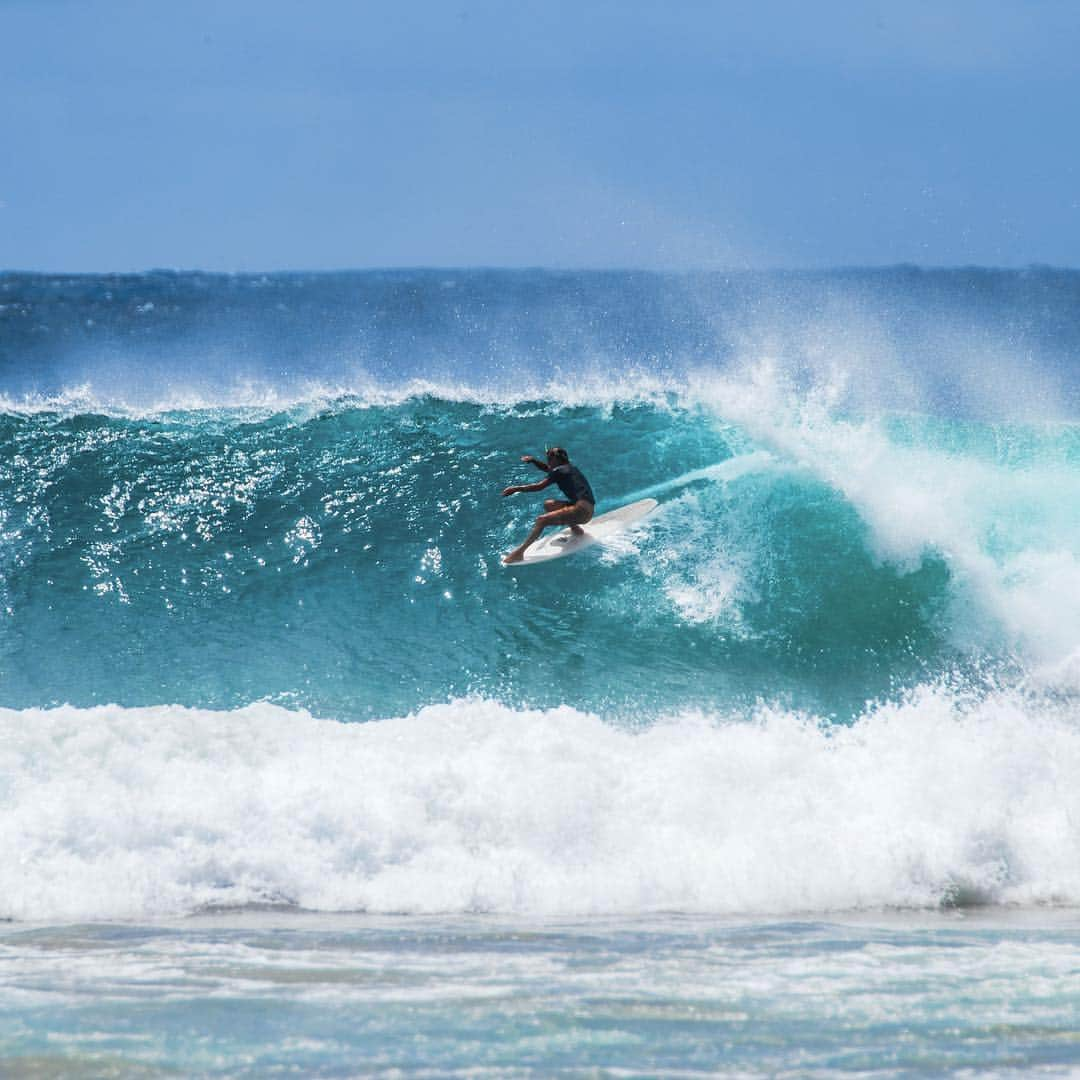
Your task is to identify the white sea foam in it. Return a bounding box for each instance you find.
[2,688,1078,921]
[0,371,688,419]
[695,358,1080,676]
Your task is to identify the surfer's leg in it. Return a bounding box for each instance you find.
[542,498,581,537]
[503,517,548,563]
[564,500,594,535]
[541,499,592,535]
[503,504,584,563]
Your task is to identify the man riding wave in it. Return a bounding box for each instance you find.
[502,446,595,564]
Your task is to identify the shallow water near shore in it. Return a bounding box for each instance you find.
[3,910,1080,1076]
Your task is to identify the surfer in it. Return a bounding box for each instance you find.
[502,447,595,564]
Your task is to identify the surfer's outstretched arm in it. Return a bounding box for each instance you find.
[522,454,550,472]
[502,476,553,497]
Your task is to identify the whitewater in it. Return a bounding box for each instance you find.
[2,267,1080,1074]
[4,687,1080,922]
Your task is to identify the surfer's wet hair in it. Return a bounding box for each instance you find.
[546,446,569,464]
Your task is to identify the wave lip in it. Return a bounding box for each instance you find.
[0,371,690,420]
[2,688,1078,922]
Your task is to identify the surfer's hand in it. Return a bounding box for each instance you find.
[521,455,534,464]
[502,486,517,497]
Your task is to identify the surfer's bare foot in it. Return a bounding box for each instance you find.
[503,550,524,564]
[570,525,585,535]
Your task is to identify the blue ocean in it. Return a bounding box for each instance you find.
[3,268,1080,1075]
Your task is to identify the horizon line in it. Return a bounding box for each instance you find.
[2,262,1077,278]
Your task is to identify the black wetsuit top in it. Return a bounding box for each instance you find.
[550,464,595,505]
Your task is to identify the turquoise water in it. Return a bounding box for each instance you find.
[2,269,1080,1073]
[0,395,968,719]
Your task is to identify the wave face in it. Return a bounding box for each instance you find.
[1,384,1077,719]
[0,395,957,718]
[2,268,1079,918]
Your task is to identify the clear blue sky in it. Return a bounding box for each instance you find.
[3,0,1079,271]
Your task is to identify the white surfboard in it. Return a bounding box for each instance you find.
[515,498,658,564]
